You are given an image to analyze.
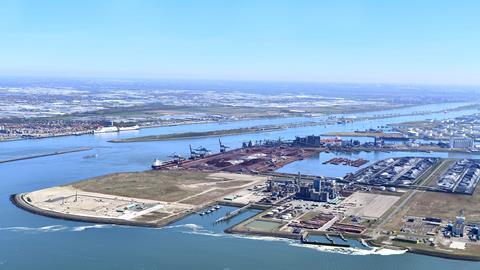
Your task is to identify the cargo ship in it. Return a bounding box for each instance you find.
[94,126,119,133]
[94,124,139,133]
[151,159,164,170]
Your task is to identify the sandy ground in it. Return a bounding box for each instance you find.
[340,192,400,218]
[23,171,268,225]
[24,186,191,221]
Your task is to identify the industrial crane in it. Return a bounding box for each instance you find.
[219,139,230,153]
[167,153,184,164]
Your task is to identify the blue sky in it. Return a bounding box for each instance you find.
[0,0,479,85]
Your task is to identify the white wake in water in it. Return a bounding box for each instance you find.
[161,223,204,230]
[168,223,225,237]
[232,234,407,256]
[0,224,117,233]
[171,223,407,257]
[229,233,296,243]
[1,222,407,257]
[0,225,69,233]
[287,243,407,256]
[371,247,408,256]
[71,224,115,232]
[183,230,224,237]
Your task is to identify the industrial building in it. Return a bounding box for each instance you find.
[345,157,438,187]
[469,226,480,241]
[374,136,411,146]
[436,159,480,194]
[393,113,480,142]
[292,135,321,147]
[449,137,475,149]
[445,215,466,237]
[295,178,339,203]
[265,176,340,204]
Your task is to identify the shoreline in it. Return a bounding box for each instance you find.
[9,193,196,228]
[366,240,480,261]
[1,101,470,144]
[108,121,328,143]
[108,126,286,143]
[11,193,480,261]
[406,246,480,261]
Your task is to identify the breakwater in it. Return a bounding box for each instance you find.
[0,147,92,164]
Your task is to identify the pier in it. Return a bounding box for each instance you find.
[0,147,93,164]
[215,203,252,223]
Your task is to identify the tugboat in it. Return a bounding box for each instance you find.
[151,159,164,170]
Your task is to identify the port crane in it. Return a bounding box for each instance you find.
[219,139,229,153]
[189,144,197,159]
[189,145,211,159]
[195,146,211,158]
[167,153,184,164]
[242,140,254,148]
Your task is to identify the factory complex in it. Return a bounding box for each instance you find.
[12,135,480,261]
[435,159,480,194]
[345,157,439,187]
[391,113,480,149]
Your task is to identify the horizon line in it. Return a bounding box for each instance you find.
[0,74,479,88]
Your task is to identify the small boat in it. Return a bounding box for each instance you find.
[83,154,98,159]
[215,205,221,210]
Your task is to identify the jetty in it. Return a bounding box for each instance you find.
[0,147,93,164]
[215,203,252,223]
